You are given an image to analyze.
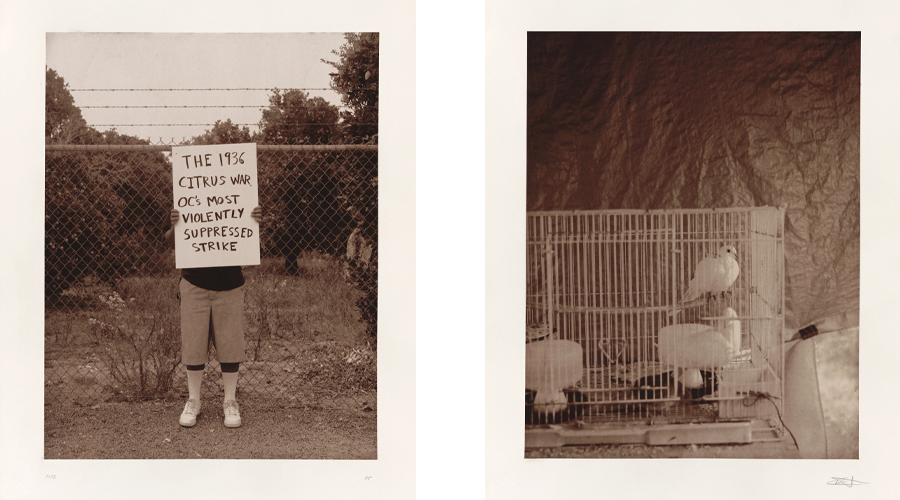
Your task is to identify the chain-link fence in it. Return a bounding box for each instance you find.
[44,138,377,412]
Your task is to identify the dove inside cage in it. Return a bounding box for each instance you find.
[525,208,785,426]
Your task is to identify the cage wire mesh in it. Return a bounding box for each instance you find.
[526,207,785,431]
[44,138,377,411]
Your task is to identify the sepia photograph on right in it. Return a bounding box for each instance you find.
[524,32,859,459]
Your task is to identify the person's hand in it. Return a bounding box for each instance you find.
[251,206,262,223]
[170,209,180,227]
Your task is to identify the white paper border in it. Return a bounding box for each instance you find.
[0,1,415,499]
[486,1,899,499]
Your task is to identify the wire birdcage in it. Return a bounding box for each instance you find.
[525,207,785,446]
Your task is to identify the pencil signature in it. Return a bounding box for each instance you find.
[827,477,868,487]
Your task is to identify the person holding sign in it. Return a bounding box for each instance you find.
[165,204,261,428]
[166,143,261,428]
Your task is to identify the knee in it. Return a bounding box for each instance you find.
[220,362,240,373]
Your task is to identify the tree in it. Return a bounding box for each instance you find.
[45,68,174,303]
[258,89,342,145]
[189,119,255,145]
[256,89,350,274]
[323,33,379,340]
[322,33,379,143]
[46,67,87,144]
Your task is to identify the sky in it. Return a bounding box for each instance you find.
[46,32,348,143]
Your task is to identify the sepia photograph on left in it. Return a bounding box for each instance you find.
[44,32,378,460]
[3,3,415,497]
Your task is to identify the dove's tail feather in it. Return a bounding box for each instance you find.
[680,284,702,305]
[670,284,702,317]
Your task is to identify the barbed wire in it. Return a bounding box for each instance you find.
[65,87,373,136]
[87,123,262,127]
[86,122,376,127]
[45,143,378,151]
[81,105,352,109]
[70,88,332,91]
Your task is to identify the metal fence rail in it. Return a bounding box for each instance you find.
[44,138,377,411]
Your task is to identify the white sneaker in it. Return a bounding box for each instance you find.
[223,400,241,428]
[179,399,202,427]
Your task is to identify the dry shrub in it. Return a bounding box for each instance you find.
[87,279,181,398]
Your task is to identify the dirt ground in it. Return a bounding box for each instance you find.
[45,395,376,460]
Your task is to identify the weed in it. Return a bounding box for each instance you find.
[46,310,77,345]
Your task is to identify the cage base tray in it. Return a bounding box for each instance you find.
[525,420,758,448]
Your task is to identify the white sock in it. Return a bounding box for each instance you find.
[187,369,204,401]
[222,371,238,403]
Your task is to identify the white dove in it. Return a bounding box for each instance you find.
[719,307,742,355]
[656,309,740,389]
[525,339,583,416]
[670,245,740,316]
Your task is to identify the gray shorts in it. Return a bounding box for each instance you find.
[179,279,247,365]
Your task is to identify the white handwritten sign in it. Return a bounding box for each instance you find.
[171,143,260,269]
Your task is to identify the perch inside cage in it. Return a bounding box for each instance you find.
[525,207,785,438]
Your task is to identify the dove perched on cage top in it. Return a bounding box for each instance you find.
[680,245,740,304]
